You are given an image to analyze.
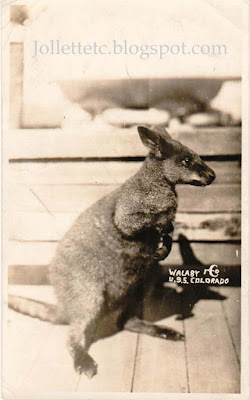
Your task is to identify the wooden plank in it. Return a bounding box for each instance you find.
[8,241,241,267]
[8,127,241,159]
[8,241,57,266]
[9,211,241,242]
[8,284,56,303]
[220,286,241,362]
[77,331,138,392]
[8,212,77,241]
[10,43,23,129]
[21,325,80,393]
[2,309,53,397]
[178,184,241,213]
[8,265,241,287]
[132,316,187,392]
[184,297,240,393]
[10,184,114,213]
[132,284,187,392]
[8,265,51,285]
[10,183,241,213]
[174,213,241,241]
[9,161,139,185]
[9,160,241,185]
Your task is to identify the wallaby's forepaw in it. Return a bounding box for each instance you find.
[74,350,98,379]
[154,246,171,261]
[154,325,184,341]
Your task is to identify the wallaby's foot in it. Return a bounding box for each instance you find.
[153,325,184,341]
[73,346,98,378]
[124,317,184,341]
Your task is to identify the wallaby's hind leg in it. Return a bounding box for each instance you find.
[66,287,104,379]
[119,276,184,341]
[124,317,184,341]
[68,318,98,378]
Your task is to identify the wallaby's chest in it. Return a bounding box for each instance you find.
[103,207,175,300]
[103,235,159,306]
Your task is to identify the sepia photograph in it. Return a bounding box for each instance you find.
[1,0,249,399]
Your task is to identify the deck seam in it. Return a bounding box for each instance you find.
[182,309,190,393]
[74,368,82,391]
[130,333,140,392]
[220,296,241,367]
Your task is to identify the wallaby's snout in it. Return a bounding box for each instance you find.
[200,164,216,186]
[188,159,216,186]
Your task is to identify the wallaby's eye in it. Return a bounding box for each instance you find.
[182,157,192,166]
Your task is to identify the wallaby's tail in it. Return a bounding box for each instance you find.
[8,294,67,324]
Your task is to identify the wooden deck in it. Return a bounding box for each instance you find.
[3,284,240,397]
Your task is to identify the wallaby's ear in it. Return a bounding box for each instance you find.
[150,125,172,140]
[137,125,171,158]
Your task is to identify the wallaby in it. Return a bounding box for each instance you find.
[8,125,215,378]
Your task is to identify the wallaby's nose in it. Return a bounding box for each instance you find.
[208,169,216,183]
